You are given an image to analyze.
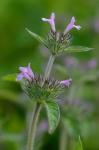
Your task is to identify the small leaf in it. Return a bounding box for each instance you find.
[75,136,83,150]
[64,46,93,53]
[2,73,17,82]
[44,101,60,134]
[26,28,48,47]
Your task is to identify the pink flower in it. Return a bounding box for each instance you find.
[42,12,56,33]
[64,17,81,34]
[17,63,34,81]
[60,78,72,87]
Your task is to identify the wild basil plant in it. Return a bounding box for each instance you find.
[15,13,92,150]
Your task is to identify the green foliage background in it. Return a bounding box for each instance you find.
[0,0,99,150]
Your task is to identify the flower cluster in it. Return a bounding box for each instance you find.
[17,64,72,101]
[42,13,81,55]
[17,63,34,81]
[42,13,81,34]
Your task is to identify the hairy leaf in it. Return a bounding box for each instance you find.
[64,46,93,53]
[44,101,60,134]
[26,28,48,47]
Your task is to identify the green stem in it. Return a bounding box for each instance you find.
[44,55,55,80]
[41,54,55,86]
[59,129,67,150]
[59,128,71,150]
[27,103,42,150]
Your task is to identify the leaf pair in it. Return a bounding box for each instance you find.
[26,28,93,54]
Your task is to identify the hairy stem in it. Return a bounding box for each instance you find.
[44,55,55,79]
[27,103,42,150]
[41,54,55,87]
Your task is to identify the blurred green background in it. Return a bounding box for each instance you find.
[0,0,99,150]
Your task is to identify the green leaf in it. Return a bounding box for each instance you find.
[26,28,48,47]
[75,136,83,150]
[44,101,60,134]
[64,46,93,53]
[2,73,17,82]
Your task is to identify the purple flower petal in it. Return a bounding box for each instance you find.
[60,78,72,87]
[22,72,31,80]
[64,16,81,34]
[16,73,24,81]
[19,67,28,73]
[27,63,34,78]
[42,12,56,32]
[17,63,34,81]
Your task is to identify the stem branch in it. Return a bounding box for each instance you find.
[44,55,55,80]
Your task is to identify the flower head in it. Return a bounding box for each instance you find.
[87,59,97,69]
[41,13,81,55]
[64,17,81,34]
[42,12,56,33]
[17,63,34,81]
[60,78,72,87]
